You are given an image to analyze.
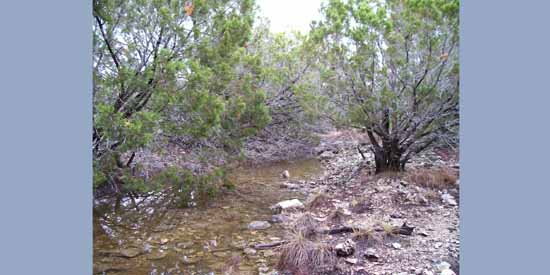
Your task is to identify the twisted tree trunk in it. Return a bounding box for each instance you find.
[373,143,404,173]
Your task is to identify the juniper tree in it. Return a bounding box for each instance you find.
[93,0,270,191]
[245,20,327,136]
[315,0,459,172]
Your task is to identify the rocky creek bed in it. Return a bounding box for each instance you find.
[271,131,460,275]
[94,130,460,275]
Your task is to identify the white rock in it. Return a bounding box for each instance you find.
[244,248,257,255]
[436,261,451,271]
[280,182,299,189]
[440,270,456,275]
[391,242,402,249]
[320,151,334,159]
[364,248,379,261]
[271,199,304,213]
[335,239,356,256]
[281,170,290,178]
[248,221,271,230]
[345,258,358,264]
[441,193,457,206]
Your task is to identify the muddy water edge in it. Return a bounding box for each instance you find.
[93,158,323,275]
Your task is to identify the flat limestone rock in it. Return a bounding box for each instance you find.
[119,247,142,258]
[270,199,304,213]
[248,221,271,230]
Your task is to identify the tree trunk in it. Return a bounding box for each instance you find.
[374,140,405,173]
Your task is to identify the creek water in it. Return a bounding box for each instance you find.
[93,158,323,275]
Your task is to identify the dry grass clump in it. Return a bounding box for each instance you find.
[293,213,318,239]
[352,226,380,246]
[407,168,458,189]
[352,226,375,241]
[381,222,398,236]
[327,208,349,225]
[277,231,336,275]
[307,192,333,210]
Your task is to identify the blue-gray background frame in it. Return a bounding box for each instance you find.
[0,0,548,274]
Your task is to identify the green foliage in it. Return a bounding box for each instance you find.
[315,0,459,171]
[93,0,272,193]
[241,20,329,134]
[151,166,229,208]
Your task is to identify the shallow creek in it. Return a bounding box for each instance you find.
[93,158,323,275]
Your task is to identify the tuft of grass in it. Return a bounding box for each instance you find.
[352,226,375,241]
[406,168,458,190]
[327,208,349,225]
[381,222,398,236]
[293,213,318,239]
[307,192,333,210]
[276,231,336,275]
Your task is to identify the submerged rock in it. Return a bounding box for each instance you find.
[248,221,271,230]
[93,263,130,273]
[213,251,228,257]
[119,247,142,258]
[181,256,200,264]
[159,238,169,245]
[244,247,257,255]
[176,241,194,249]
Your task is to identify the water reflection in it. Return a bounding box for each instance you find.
[94,159,323,274]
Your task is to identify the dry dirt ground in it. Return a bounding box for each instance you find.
[270,130,460,275]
